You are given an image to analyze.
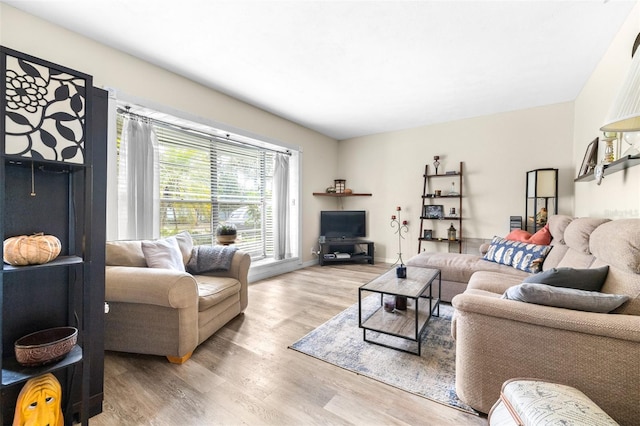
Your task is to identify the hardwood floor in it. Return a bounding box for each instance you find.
[90,263,488,425]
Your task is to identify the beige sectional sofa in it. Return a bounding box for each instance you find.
[104,232,250,363]
[412,215,640,425]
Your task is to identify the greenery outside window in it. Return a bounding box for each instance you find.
[116,114,279,261]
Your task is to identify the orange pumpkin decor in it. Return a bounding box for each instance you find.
[13,373,64,426]
[3,233,61,266]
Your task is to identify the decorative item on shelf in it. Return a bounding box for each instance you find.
[215,223,237,245]
[390,206,409,278]
[344,188,353,194]
[536,207,548,226]
[622,132,640,156]
[13,373,64,426]
[449,207,457,217]
[448,223,457,241]
[424,204,444,219]
[334,179,346,194]
[447,181,459,196]
[423,229,433,240]
[3,233,61,266]
[434,190,442,196]
[14,326,78,367]
[433,155,440,175]
[325,186,336,193]
[3,48,90,164]
[577,138,599,178]
[602,132,616,164]
[383,296,396,312]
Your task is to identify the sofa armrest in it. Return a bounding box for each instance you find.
[452,292,640,342]
[197,250,251,311]
[452,291,640,422]
[106,266,198,309]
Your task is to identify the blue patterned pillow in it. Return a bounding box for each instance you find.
[483,236,552,273]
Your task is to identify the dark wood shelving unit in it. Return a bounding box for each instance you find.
[418,162,463,253]
[574,155,640,182]
[0,47,106,425]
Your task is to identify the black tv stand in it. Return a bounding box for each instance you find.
[319,239,374,266]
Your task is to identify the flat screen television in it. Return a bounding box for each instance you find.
[320,210,366,239]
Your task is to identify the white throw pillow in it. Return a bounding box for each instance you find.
[141,236,186,272]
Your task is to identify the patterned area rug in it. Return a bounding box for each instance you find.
[289,295,477,414]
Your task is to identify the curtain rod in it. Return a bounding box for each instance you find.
[116,107,292,156]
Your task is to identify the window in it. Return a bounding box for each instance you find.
[116,111,292,261]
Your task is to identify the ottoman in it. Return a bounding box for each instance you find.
[488,379,619,425]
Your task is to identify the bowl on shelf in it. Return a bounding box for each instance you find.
[14,326,78,367]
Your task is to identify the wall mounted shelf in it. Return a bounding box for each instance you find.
[312,192,372,197]
[575,155,640,182]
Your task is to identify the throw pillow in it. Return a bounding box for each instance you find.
[523,266,609,292]
[505,224,551,245]
[505,229,532,242]
[502,283,629,313]
[483,236,552,273]
[529,224,551,245]
[141,236,186,272]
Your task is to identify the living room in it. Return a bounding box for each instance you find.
[1,1,640,425]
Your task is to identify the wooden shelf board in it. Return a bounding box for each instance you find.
[312,192,372,197]
[575,155,640,182]
[2,345,82,387]
[2,256,84,272]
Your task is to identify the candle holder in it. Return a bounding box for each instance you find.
[390,206,409,269]
[433,155,440,175]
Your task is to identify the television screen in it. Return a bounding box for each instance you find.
[320,210,366,239]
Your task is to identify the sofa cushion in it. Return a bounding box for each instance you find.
[590,219,640,274]
[502,283,629,313]
[563,217,610,254]
[106,240,147,267]
[523,266,609,292]
[406,252,527,284]
[141,237,186,272]
[547,215,574,245]
[483,237,552,273]
[196,276,241,311]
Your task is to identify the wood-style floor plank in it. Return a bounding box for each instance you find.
[90,263,488,425]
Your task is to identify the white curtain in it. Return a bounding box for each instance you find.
[273,153,290,260]
[117,117,160,240]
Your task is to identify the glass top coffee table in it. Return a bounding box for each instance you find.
[358,266,441,355]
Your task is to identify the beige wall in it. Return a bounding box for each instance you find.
[574,2,640,219]
[338,103,574,262]
[0,3,337,265]
[2,3,639,267]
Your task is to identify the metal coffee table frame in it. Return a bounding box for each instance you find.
[358,267,441,356]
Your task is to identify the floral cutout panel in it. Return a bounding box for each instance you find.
[3,48,91,164]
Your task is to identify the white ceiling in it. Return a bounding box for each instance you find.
[4,0,637,140]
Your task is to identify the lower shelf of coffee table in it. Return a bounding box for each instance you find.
[361,296,439,340]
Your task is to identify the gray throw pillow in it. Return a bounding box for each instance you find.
[523,266,609,292]
[502,283,628,313]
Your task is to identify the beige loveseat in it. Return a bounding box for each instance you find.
[441,216,639,425]
[104,232,250,364]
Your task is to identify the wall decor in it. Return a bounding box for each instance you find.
[2,47,92,164]
[577,137,598,178]
[424,204,444,219]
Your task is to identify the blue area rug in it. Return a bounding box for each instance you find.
[289,295,477,415]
